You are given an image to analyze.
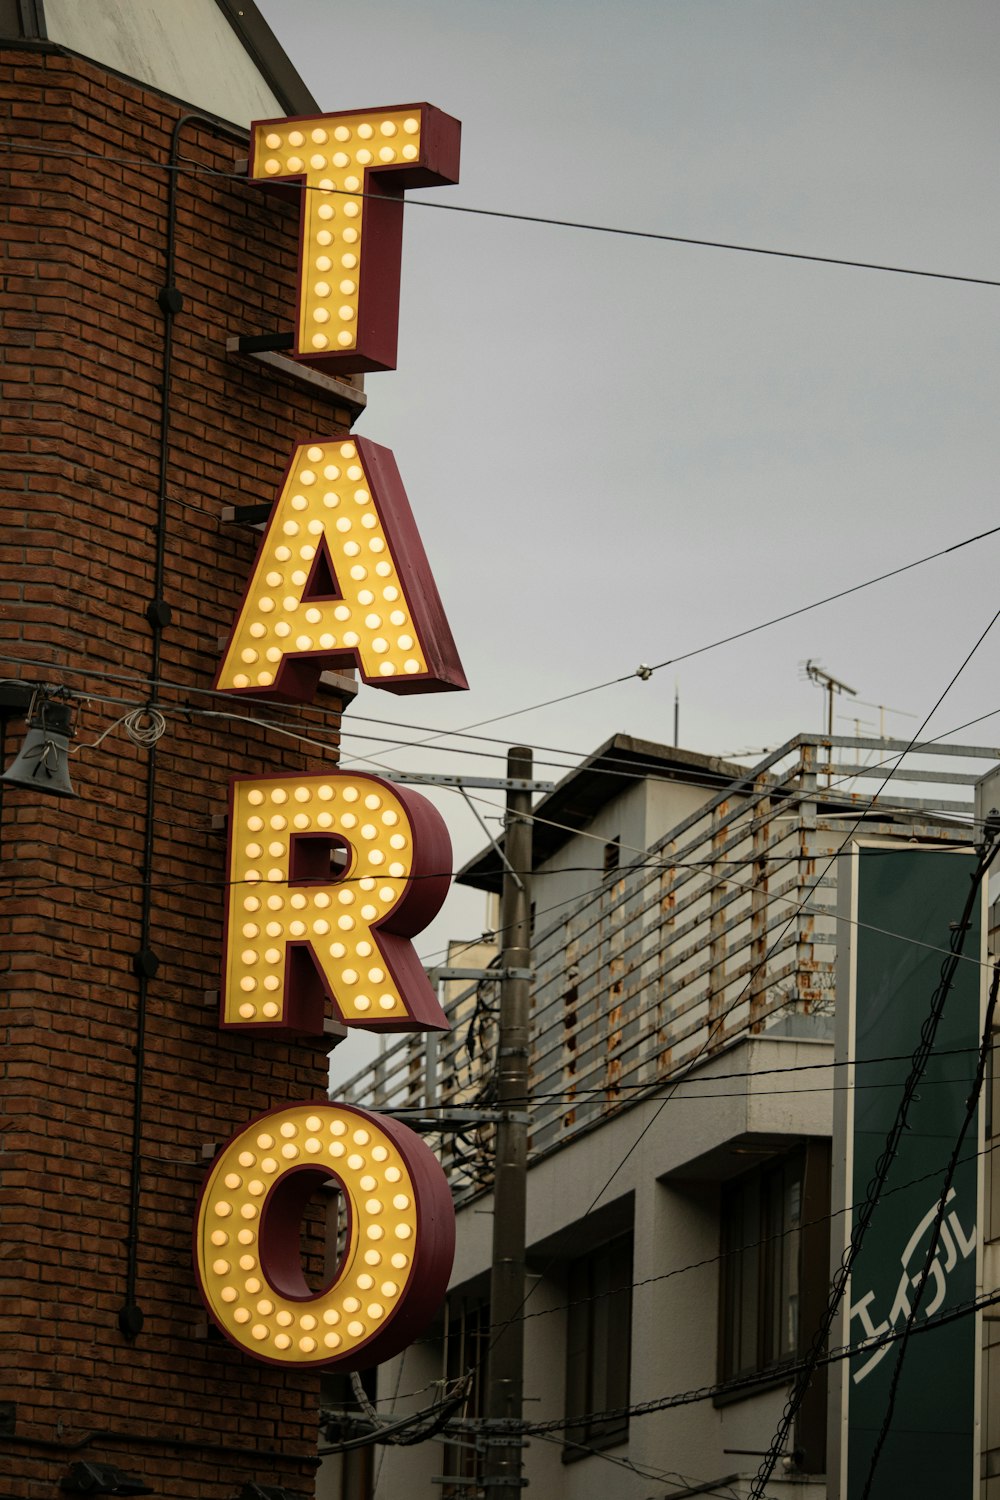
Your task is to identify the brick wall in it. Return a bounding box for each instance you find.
[0,44,360,1499]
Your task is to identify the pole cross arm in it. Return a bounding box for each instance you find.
[424,966,533,984]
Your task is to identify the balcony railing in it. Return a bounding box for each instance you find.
[337,733,998,1196]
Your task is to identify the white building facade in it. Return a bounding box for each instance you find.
[328,732,1000,1499]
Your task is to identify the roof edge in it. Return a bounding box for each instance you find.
[1,1,317,115]
[212,0,318,116]
[457,733,759,894]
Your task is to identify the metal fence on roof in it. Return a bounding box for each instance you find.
[337,734,998,1199]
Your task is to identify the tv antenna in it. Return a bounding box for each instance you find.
[802,659,857,737]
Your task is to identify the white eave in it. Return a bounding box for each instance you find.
[29,0,315,127]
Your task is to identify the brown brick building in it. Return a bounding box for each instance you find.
[0,6,371,1496]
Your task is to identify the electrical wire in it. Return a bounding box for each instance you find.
[340,523,1000,752]
[402,695,990,973]
[449,789,989,977]
[532,1429,743,1498]
[0,837,984,946]
[100,693,1000,851]
[748,601,1000,1490]
[859,954,1000,1496]
[317,1379,469,1456]
[499,1284,1000,1438]
[318,737,992,1008]
[395,1130,1000,1379]
[0,708,984,922]
[327,1371,452,1409]
[117,676,1000,797]
[0,820,983,990]
[330,715,1000,988]
[372,1350,406,1496]
[71,706,167,754]
[5,680,997,1049]
[6,841,993,1070]
[447,596,1000,1409]
[335,852,998,1118]
[4,507,1000,768]
[592,597,1000,1097]
[425,1135,1000,1339]
[7,138,1000,290]
[388,1068,987,1111]
[38,680,999,989]
[5,690,995,1146]
[394,1041,982,1100]
[750,836,998,1497]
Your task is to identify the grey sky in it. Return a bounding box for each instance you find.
[255,0,1000,999]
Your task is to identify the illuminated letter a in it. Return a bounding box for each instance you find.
[216,437,467,702]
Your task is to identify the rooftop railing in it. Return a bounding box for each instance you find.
[337,733,998,1196]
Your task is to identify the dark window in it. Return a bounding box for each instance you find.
[442,1296,489,1497]
[603,837,621,878]
[564,1232,632,1456]
[718,1141,831,1472]
[721,1152,801,1378]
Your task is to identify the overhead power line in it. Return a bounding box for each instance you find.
[532,1430,741,1498]
[496,1284,1000,1438]
[394,1133,1000,1371]
[1,843,992,982]
[376,521,1000,746]
[62,680,1000,827]
[455,593,1000,1401]
[387,1051,986,1110]
[860,955,1000,1496]
[3,514,1000,761]
[14,669,993,995]
[412,1286,1000,1454]
[505,1136,1000,1334]
[5,139,1000,290]
[751,843,998,1497]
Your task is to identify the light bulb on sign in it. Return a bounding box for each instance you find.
[249,105,461,373]
[215,437,467,701]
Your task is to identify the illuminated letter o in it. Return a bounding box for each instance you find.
[194,1102,454,1367]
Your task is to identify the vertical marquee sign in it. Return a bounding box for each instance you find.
[193,105,466,1367]
[833,846,984,1495]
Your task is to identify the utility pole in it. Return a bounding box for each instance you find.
[484,746,533,1500]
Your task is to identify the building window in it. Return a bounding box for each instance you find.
[442,1296,489,1497]
[603,837,621,878]
[718,1141,831,1470]
[564,1232,633,1456]
[720,1150,802,1379]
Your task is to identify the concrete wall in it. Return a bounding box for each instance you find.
[530,771,732,930]
[376,1035,834,1498]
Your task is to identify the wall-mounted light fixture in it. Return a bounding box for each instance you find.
[0,685,78,798]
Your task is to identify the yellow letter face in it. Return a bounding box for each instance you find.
[194,1103,454,1368]
[216,436,467,701]
[223,771,451,1036]
[250,105,461,373]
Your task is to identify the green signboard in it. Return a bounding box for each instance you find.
[835,847,983,1497]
